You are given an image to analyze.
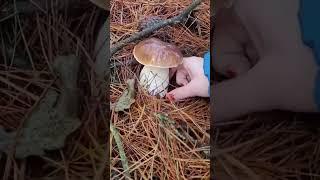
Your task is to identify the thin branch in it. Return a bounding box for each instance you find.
[110,0,204,56]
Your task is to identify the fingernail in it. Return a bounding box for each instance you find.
[166,94,175,102]
[226,66,237,78]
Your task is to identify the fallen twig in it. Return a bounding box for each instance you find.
[110,0,204,56]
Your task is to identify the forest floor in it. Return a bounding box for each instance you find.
[0,1,108,179]
[110,0,210,179]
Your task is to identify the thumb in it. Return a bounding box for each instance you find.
[166,81,197,101]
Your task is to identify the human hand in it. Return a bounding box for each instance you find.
[214,0,319,122]
[166,56,209,101]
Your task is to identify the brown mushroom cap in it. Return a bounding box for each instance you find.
[133,38,183,68]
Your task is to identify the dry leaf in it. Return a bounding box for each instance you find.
[0,55,81,159]
[115,79,136,112]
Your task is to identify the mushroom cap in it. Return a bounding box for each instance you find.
[133,38,183,68]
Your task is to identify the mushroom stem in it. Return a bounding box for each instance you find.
[139,66,169,97]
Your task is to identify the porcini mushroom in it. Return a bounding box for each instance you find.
[133,38,183,97]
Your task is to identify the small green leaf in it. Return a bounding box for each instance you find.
[154,112,175,125]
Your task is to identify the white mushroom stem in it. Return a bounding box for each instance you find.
[139,66,169,98]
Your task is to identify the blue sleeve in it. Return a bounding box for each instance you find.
[203,51,210,96]
[299,0,320,66]
[203,51,210,81]
[299,1,320,110]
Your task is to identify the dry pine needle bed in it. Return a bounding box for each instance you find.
[0,1,108,179]
[110,0,210,179]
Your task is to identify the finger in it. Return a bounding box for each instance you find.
[219,54,251,78]
[175,68,189,86]
[182,57,206,79]
[213,53,317,122]
[166,80,198,101]
[186,74,191,82]
[215,11,251,78]
[213,64,270,122]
